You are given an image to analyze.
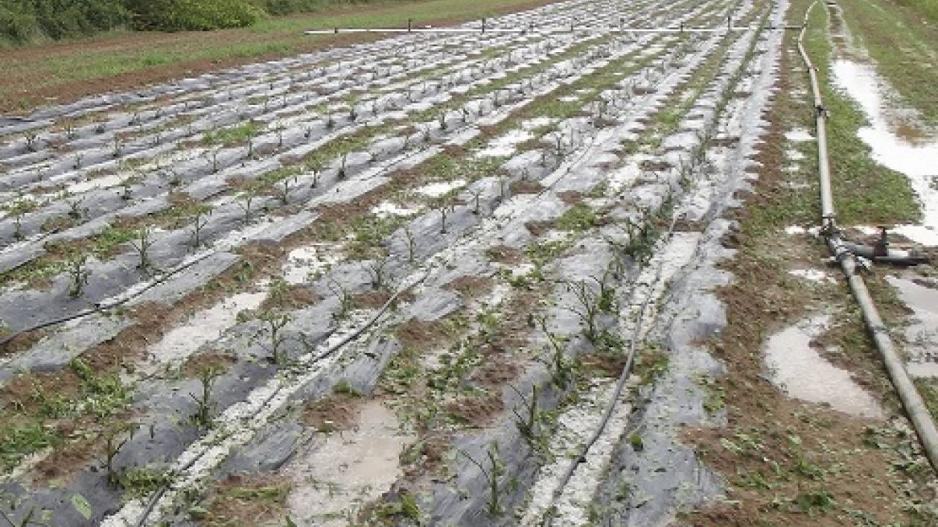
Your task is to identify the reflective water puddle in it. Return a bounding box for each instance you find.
[143,289,268,373]
[476,129,534,158]
[886,275,938,378]
[765,314,884,419]
[415,178,467,198]
[283,400,414,526]
[788,268,834,284]
[831,59,938,246]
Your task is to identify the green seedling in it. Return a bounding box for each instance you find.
[508,384,542,451]
[9,199,35,241]
[438,206,448,234]
[328,279,354,322]
[366,258,388,290]
[337,153,349,180]
[101,427,131,487]
[189,207,211,248]
[130,226,155,273]
[237,191,256,224]
[119,178,134,201]
[564,279,603,343]
[536,316,574,389]
[629,432,644,452]
[276,176,296,205]
[66,253,91,298]
[554,134,566,160]
[276,124,286,148]
[470,188,483,214]
[404,227,417,263]
[189,368,220,429]
[256,310,293,366]
[168,168,182,187]
[209,149,220,173]
[458,443,506,517]
[23,131,39,153]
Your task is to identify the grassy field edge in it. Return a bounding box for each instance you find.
[0,0,559,115]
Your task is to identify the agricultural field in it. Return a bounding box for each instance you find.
[0,0,936,526]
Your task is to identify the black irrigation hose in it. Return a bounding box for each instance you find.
[0,253,214,349]
[132,269,429,527]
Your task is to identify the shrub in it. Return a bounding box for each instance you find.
[0,0,128,42]
[125,0,263,31]
[0,5,39,43]
[253,0,330,16]
[0,0,404,43]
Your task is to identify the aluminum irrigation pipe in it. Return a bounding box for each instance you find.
[303,26,752,35]
[303,23,800,36]
[797,0,938,472]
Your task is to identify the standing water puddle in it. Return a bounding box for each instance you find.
[143,290,268,374]
[765,314,884,419]
[415,179,466,198]
[476,129,534,158]
[283,245,342,285]
[831,59,938,245]
[283,400,414,526]
[886,276,938,378]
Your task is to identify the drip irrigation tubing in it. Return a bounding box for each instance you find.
[797,0,938,472]
[0,252,215,349]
